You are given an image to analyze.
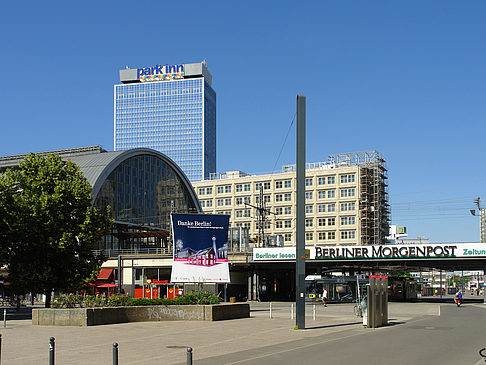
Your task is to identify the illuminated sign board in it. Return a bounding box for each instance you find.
[253,243,486,261]
[137,64,184,82]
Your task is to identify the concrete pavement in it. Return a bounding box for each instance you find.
[0,302,484,364]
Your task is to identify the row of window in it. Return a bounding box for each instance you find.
[199,188,355,200]
[197,174,355,195]
[201,201,356,212]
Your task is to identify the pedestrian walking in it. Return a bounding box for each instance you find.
[322,288,328,307]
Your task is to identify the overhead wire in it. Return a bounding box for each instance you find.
[271,112,296,174]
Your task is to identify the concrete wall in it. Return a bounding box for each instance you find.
[32,303,249,326]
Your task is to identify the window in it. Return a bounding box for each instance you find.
[217,199,224,206]
[305,191,313,200]
[285,206,292,215]
[305,218,313,227]
[225,186,231,193]
[244,209,250,217]
[284,193,292,201]
[328,231,336,240]
[276,221,283,229]
[256,195,271,204]
[284,220,292,228]
[340,174,355,184]
[243,196,251,204]
[275,181,283,189]
[206,200,212,207]
[327,203,336,212]
[327,190,335,198]
[275,194,283,202]
[341,231,356,239]
[284,180,292,188]
[198,188,205,195]
[318,232,326,241]
[225,198,231,206]
[236,184,242,192]
[305,205,313,214]
[305,178,313,186]
[328,218,336,226]
[341,202,356,211]
[318,218,326,227]
[318,191,326,199]
[341,216,356,225]
[318,177,326,185]
[236,210,243,218]
[200,200,206,207]
[264,182,270,190]
[264,221,271,229]
[255,182,262,190]
[305,232,313,241]
[318,204,326,213]
[243,222,250,229]
[236,197,243,205]
[327,176,335,184]
[284,233,292,242]
[243,183,251,191]
[340,188,355,198]
[275,207,283,215]
[217,186,224,194]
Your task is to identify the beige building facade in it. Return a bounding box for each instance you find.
[192,151,390,247]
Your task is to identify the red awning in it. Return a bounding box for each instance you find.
[97,283,117,288]
[98,268,113,280]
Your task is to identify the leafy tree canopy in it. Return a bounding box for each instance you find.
[0,153,113,307]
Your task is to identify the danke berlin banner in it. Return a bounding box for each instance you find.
[171,213,230,283]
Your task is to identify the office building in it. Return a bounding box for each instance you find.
[114,62,216,182]
[193,151,390,246]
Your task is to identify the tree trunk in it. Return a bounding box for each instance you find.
[45,291,52,308]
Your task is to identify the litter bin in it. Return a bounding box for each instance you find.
[229,297,236,303]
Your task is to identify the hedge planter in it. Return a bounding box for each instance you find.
[32,303,250,326]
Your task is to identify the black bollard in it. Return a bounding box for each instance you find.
[0,333,2,364]
[113,342,118,365]
[49,337,55,365]
[187,347,193,365]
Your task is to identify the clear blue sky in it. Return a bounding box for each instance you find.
[1,1,485,242]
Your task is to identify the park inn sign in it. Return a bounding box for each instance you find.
[252,243,486,262]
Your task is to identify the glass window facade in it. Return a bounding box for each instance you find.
[94,154,198,232]
[114,78,216,182]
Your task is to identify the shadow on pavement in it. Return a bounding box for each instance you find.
[305,321,362,330]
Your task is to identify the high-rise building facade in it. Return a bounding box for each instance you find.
[192,151,390,246]
[114,62,216,182]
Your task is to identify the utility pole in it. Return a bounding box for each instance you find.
[245,188,275,247]
[470,197,485,243]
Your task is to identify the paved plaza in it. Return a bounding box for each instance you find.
[0,301,485,364]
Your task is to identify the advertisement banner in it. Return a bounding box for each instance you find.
[171,213,230,283]
[253,243,486,262]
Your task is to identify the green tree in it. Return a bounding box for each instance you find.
[0,153,113,307]
[448,274,469,289]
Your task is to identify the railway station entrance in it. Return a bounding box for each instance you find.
[247,242,486,302]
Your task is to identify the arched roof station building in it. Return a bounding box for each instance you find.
[0,146,201,255]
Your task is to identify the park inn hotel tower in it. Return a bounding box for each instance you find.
[193,151,390,247]
[114,61,216,182]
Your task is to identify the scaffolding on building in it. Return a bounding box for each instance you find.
[327,151,390,245]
